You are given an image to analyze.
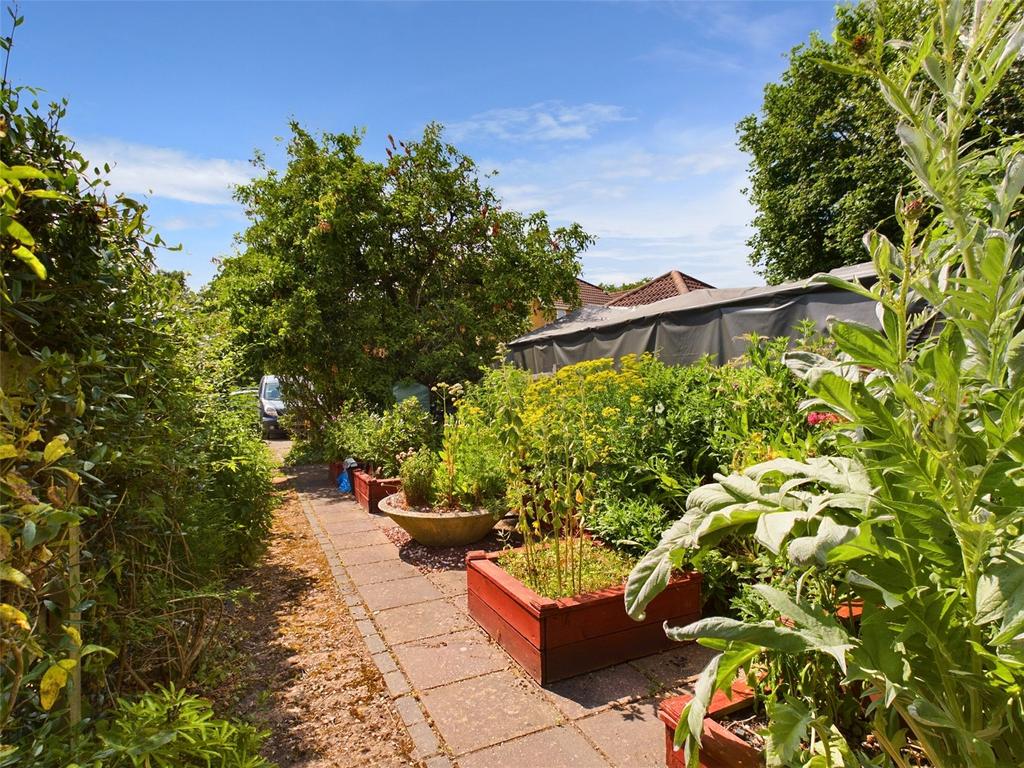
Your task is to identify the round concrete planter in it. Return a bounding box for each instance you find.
[379,492,497,547]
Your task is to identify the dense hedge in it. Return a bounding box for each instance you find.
[1,83,274,764]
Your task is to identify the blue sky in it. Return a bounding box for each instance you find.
[8,1,837,289]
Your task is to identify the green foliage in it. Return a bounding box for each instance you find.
[0,67,272,763]
[739,0,1024,283]
[433,368,529,510]
[588,496,669,556]
[399,449,435,506]
[212,122,592,424]
[498,538,635,600]
[361,398,434,477]
[91,685,270,768]
[628,3,1024,764]
[321,398,433,477]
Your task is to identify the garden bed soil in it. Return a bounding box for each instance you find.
[659,680,762,768]
[352,468,401,514]
[466,547,702,684]
[202,477,416,767]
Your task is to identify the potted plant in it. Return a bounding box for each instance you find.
[350,398,434,513]
[379,451,499,547]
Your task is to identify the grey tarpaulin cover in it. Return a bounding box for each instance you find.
[507,263,879,373]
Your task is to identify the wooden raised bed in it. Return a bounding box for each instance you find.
[659,680,763,768]
[466,548,702,684]
[352,469,401,514]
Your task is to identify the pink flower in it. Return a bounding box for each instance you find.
[807,411,842,427]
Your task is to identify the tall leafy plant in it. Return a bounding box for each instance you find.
[627,2,1024,766]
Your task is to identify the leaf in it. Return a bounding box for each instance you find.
[625,514,698,619]
[787,516,861,566]
[0,444,17,459]
[5,217,35,246]
[12,245,46,280]
[766,698,813,766]
[43,435,69,464]
[751,584,854,672]
[830,320,898,370]
[755,510,817,554]
[63,625,81,646]
[0,603,30,630]
[6,165,48,180]
[0,564,31,589]
[39,659,76,711]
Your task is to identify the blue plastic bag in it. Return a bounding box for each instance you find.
[338,470,352,493]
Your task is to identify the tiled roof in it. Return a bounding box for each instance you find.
[554,278,612,310]
[606,270,715,307]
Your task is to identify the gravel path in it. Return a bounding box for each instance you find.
[203,443,418,767]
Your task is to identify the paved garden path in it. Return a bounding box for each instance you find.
[288,463,714,768]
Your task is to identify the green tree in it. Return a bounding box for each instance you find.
[738,0,1024,283]
[214,122,591,419]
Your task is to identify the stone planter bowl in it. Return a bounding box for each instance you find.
[379,492,497,547]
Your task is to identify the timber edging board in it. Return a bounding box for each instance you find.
[466,547,702,684]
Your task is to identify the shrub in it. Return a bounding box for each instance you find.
[92,685,270,767]
[399,449,435,506]
[363,398,435,477]
[0,69,272,763]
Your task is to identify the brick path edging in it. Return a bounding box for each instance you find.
[297,492,451,767]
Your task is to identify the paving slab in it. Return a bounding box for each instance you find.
[542,662,657,720]
[361,575,444,612]
[419,669,560,755]
[426,569,468,596]
[457,725,610,768]
[320,517,381,535]
[629,643,716,692]
[346,558,422,586]
[576,699,665,768]
[326,528,392,550]
[392,628,508,691]
[337,543,399,565]
[374,599,472,646]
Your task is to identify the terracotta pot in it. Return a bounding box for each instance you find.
[379,493,497,547]
[352,468,401,514]
[466,548,702,684]
[659,681,763,768]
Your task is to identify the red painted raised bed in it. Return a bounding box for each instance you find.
[328,461,345,484]
[466,548,702,684]
[352,469,401,514]
[659,680,762,768]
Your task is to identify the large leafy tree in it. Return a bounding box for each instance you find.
[738,0,1024,283]
[214,123,590,414]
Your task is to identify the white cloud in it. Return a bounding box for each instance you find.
[449,101,630,143]
[77,139,253,205]
[480,123,759,288]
